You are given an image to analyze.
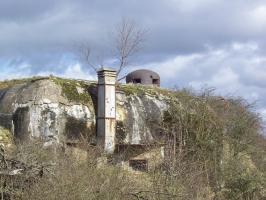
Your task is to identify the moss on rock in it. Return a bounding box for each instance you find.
[117,84,166,99]
[118,83,193,101]
[0,126,12,146]
[0,76,47,89]
[50,77,94,105]
[0,76,95,106]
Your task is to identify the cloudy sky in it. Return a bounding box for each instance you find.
[1,0,266,129]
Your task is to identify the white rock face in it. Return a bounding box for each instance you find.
[123,94,167,144]
[0,78,170,146]
[129,96,143,144]
[0,79,95,145]
[13,100,94,143]
[65,104,92,119]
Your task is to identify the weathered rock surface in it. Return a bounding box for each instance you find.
[0,77,168,146]
[116,90,167,144]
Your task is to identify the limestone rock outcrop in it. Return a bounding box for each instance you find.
[0,77,168,146]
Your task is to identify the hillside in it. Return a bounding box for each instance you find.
[0,76,265,200]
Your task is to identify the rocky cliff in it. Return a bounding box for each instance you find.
[0,76,169,147]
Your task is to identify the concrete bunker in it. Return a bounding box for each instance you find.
[126,69,160,86]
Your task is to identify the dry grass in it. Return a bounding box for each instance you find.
[0,88,265,200]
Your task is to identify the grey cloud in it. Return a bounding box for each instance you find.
[0,0,59,22]
[1,0,266,61]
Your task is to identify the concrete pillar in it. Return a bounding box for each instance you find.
[97,67,117,153]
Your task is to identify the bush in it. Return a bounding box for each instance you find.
[1,88,265,200]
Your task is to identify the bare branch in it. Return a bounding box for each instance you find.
[75,18,146,80]
[76,42,99,73]
[114,18,146,77]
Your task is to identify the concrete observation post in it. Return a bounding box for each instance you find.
[97,67,117,154]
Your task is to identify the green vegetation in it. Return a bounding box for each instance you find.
[118,83,179,97]
[50,76,94,105]
[0,76,95,105]
[0,126,12,146]
[118,83,156,96]
[0,76,47,89]
[161,89,266,199]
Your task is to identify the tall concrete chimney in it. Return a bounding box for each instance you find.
[97,67,116,153]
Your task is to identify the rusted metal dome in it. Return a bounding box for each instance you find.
[126,69,160,86]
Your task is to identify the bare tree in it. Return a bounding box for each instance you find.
[77,18,146,79]
[76,42,100,73]
[114,18,146,78]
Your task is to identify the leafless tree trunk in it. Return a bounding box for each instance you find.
[76,42,99,73]
[114,18,146,78]
[76,18,146,80]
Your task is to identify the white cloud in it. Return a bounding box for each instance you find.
[145,54,202,79]
[138,42,266,126]
[59,63,96,80]
[190,67,239,91]
[249,4,266,28]
[0,60,96,81]
[35,63,96,80]
[0,60,32,80]
[231,42,259,51]
[169,0,219,12]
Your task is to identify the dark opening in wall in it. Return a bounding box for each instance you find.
[152,79,159,85]
[13,107,30,141]
[133,79,141,84]
[129,159,148,171]
[65,117,92,142]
